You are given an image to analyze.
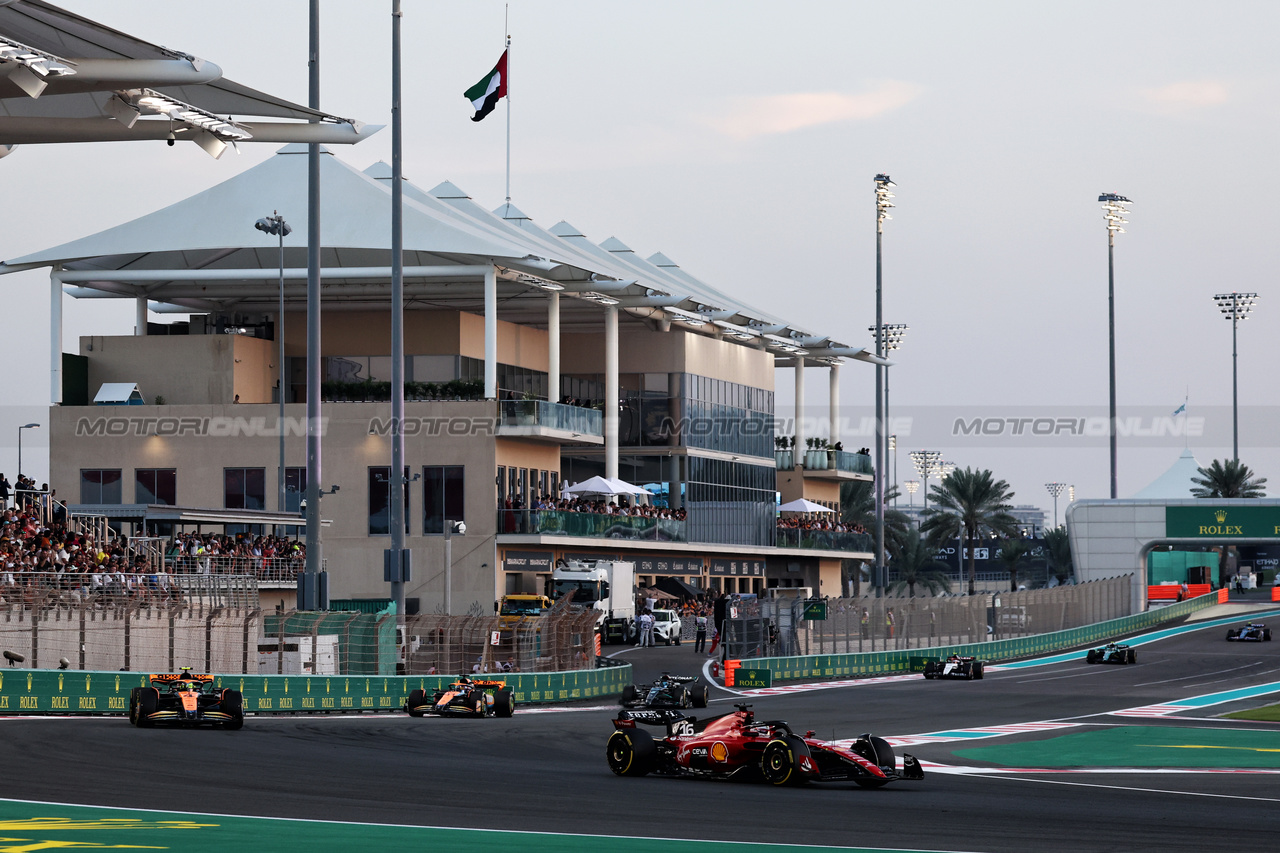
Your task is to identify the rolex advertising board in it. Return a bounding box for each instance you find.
[1166,506,1280,539]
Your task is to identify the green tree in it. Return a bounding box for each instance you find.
[887,527,952,597]
[997,539,1028,592]
[1191,458,1267,586]
[1042,526,1073,586]
[920,467,1019,596]
[1190,459,1267,498]
[840,480,910,596]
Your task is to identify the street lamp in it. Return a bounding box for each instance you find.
[17,422,38,484]
[254,212,292,515]
[1099,192,1132,499]
[1045,482,1066,529]
[873,174,895,598]
[1213,291,1258,462]
[443,520,466,615]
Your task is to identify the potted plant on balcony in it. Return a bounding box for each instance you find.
[774,436,793,469]
[516,390,538,425]
[805,438,829,469]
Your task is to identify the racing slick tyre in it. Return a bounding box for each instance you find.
[134,687,158,728]
[852,736,895,788]
[923,661,939,678]
[620,685,638,705]
[973,662,985,679]
[1126,649,1137,664]
[220,689,244,730]
[1226,629,1240,641]
[494,689,515,718]
[691,684,709,708]
[760,736,810,786]
[1265,629,1273,641]
[406,689,427,718]
[128,688,141,725]
[607,728,656,777]
[1086,650,1100,664]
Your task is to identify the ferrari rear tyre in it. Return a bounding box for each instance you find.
[494,689,515,718]
[761,737,808,786]
[620,685,638,705]
[691,684,709,708]
[406,689,426,717]
[221,690,244,731]
[607,728,656,777]
[135,687,158,728]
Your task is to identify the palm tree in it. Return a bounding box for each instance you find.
[1042,526,1073,586]
[920,467,1019,596]
[887,527,952,597]
[1190,459,1267,498]
[1191,459,1267,587]
[998,539,1028,592]
[840,480,909,597]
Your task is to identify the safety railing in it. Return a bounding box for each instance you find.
[498,400,603,436]
[497,509,687,542]
[775,527,872,552]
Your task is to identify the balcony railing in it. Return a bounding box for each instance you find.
[775,527,873,552]
[165,555,308,584]
[498,400,603,436]
[497,509,686,542]
[792,450,874,474]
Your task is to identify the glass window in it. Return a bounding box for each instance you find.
[424,465,465,534]
[368,466,411,535]
[80,469,122,504]
[224,468,266,510]
[135,469,176,505]
[284,467,307,513]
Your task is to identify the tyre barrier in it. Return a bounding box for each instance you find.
[733,590,1225,684]
[0,662,633,716]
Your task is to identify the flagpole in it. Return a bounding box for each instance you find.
[504,7,511,203]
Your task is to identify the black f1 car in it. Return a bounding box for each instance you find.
[129,668,244,729]
[405,677,515,718]
[607,704,924,788]
[922,654,984,680]
[620,672,710,709]
[1086,642,1136,664]
[1226,623,1272,642]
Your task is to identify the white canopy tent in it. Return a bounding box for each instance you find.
[777,498,835,514]
[563,476,649,498]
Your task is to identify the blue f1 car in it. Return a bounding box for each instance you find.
[1226,623,1272,642]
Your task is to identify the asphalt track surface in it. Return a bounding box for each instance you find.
[4,607,1280,853]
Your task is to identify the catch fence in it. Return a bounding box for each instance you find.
[400,609,601,676]
[721,575,1133,659]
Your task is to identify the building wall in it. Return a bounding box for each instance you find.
[559,327,774,390]
[51,399,502,615]
[81,334,277,406]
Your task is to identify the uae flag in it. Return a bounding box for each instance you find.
[464,50,507,122]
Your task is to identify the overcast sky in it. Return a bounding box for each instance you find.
[2,1,1277,519]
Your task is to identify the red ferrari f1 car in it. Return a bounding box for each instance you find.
[606,704,923,788]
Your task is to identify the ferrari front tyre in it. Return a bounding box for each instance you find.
[406,689,426,717]
[221,689,244,731]
[761,737,808,786]
[852,736,895,788]
[135,687,158,728]
[607,728,656,777]
[494,689,515,718]
[691,684,709,708]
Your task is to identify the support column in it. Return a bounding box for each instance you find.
[135,294,147,336]
[547,293,560,403]
[604,305,619,482]
[485,266,498,399]
[828,362,840,449]
[793,360,805,468]
[50,271,62,404]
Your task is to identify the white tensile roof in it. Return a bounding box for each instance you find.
[1131,449,1205,499]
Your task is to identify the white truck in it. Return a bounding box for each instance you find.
[550,559,636,644]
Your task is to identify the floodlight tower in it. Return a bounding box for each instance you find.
[903,479,920,506]
[1212,292,1259,462]
[1045,482,1067,528]
[1099,192,1132,499]
[909,450,941,513]
[869,322,907,506]
[872,174,896,597]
